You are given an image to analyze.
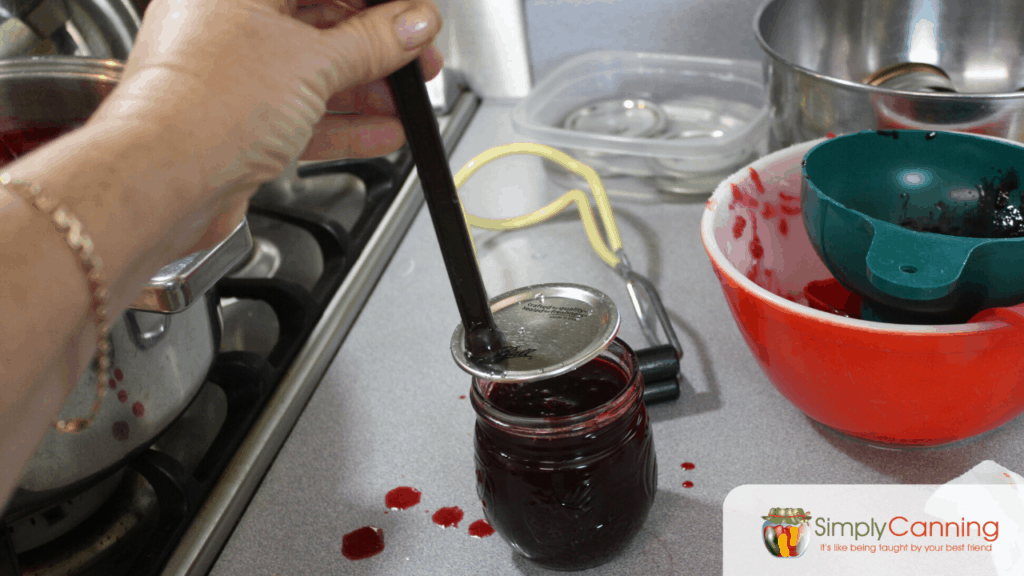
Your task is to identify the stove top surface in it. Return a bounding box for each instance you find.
[1,96,477,576]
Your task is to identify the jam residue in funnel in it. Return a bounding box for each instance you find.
[899,167,1024,238]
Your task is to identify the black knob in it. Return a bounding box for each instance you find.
[637,344,681,405]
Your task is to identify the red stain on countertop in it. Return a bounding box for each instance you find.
[432,507,464,528]
[385,486,422,510]
[342,526,384,560]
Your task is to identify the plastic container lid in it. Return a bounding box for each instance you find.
[511,51,770,192]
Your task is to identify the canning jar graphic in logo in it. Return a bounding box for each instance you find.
[762,507,812,558]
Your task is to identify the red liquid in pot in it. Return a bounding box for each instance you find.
[473,348,657,571]
[0,122,83,164]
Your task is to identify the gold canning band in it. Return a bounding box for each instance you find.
[1,172,110,434]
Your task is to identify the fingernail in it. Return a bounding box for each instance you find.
[395,6,437,50]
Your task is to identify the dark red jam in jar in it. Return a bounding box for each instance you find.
[471,338,657,571]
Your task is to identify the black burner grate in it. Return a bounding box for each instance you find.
[1,153,412,576]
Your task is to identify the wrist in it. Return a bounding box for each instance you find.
[4,118,212,313]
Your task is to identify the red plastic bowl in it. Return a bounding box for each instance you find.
[700,138,1024,447]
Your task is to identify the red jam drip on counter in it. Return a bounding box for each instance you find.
[475,352,657,571]
[385,486,421,510]
[468,519,495,538]
[432,506,464,528]
[484,358,625,417]
[681,462,696,471]
[132,401,145,418]
[341,526,385,560]
[682,481,695,488]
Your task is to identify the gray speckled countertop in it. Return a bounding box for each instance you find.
[209,101,1024,575]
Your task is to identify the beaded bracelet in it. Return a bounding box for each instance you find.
[1,172,110,434]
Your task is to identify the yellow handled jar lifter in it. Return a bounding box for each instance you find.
[452,143,683,402]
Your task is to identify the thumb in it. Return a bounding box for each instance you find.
[319,0,442,92]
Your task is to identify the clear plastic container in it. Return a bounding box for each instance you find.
[511,51,770,194]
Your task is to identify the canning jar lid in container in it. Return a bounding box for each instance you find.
[511,50,771,194]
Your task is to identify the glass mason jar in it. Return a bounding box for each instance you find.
[470,338,657,571]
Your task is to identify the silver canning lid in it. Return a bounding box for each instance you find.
[863,62,957,93]
[563,97,668,138]
[451,283,620,383]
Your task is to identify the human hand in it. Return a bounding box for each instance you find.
[292,0,445,160]
[89,0,443,254]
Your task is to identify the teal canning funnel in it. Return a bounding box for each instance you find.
[801,130,1024,324]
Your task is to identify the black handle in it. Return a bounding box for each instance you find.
[365,0,504,358]
[637,344,681,405]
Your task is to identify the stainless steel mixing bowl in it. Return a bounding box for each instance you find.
[755,0,1024,150]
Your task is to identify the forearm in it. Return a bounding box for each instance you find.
[0,118,216,504]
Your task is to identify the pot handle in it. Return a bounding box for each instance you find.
[864,222,976,301]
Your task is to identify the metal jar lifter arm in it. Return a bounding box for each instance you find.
[616,249,682,403]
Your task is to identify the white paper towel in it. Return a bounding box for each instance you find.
[926,461,1024,575]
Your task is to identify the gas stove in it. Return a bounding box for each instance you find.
[0,92,478,576]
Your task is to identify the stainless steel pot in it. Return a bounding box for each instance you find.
[0,58,253,518]
[14,222,251,507]
[755,0,1024,150]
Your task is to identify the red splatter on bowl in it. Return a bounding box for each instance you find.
[700,139,1024,446]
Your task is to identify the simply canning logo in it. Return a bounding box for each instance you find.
[761,507,1001,557]
[811,514,999,553]
[762,507,812,558]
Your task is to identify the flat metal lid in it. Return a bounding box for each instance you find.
[563,97,668,138]
[451,283,620,383]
